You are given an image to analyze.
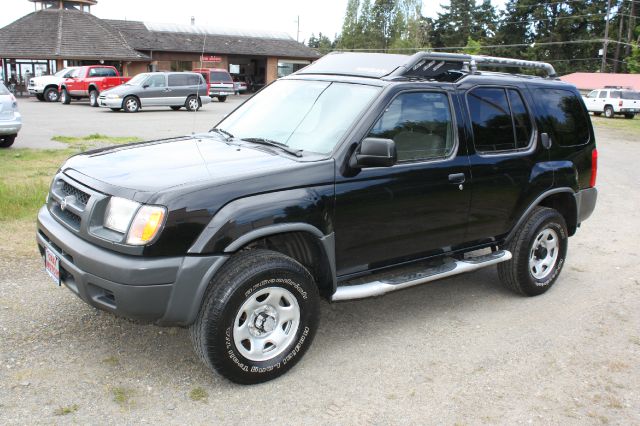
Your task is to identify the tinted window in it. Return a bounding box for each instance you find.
[168,74,202,87]
[598,91,607,98]
[468,87,532,152]
[369,92,455,162]
[146,74,166,88]
[0,83,9,95]
[587,91,598,98]
[210,71,232,82]
[535,88,590,146]
[88,67,117,77]
[610,90,621,98]
[621,91,640,100]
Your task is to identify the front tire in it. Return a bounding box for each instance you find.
[60,88,70,105]
[604,105,614,118]
[44,87,59,102]
[217,96,227,103]
[123,96,140,113]
[35,94,45,101]
[170,106,181,111]
[110,108,121,112]
[498,207,568,296]
[0,135,16,148]
[190,249,319,384]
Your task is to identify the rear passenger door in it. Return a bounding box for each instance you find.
[167,74,189,105]
[334,89,472,276]
[462,85,551,244]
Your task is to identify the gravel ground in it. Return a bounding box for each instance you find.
[12,95,247,149]
[1,124,639,425]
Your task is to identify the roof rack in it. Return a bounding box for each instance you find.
[386,52,557,80]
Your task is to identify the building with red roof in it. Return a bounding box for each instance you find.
[560,72,640,94]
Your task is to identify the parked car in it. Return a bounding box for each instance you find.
[583,88,640,119]
[233,77,248,94]
[193,68,235,102]
[0,82,22,148]
[59,65,131,107]
[37,52,597,385]
[28,67,78,102]
[98,72,211,113]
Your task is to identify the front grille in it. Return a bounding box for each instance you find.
[61,180,90,206]
[60,208,81,229]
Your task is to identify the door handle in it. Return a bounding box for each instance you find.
[448,173,466,184]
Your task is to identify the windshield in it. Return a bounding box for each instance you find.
[126,73,150,86]
[55,68,72,77]
[217,79,381,154]
[621,91,640,100]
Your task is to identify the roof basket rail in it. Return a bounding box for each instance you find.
[386,52,557,80]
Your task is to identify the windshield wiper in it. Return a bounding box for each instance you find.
[241,137,303,157]
[210,128,234,141]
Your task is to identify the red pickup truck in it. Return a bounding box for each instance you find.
[59,66,131,107]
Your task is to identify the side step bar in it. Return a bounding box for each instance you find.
[331,250,512,302]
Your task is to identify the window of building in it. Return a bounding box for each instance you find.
[468,87,533,152]
[535,88,590,147]
[170,61,192,72]
[368,92,455,162]
[277,60,310,78]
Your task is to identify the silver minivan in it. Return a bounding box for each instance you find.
[99,72,211,113]
[0,82,22,148]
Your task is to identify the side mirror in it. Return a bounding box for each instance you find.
[142,84,149,89]
[541,132,552,149]
[352,137,397,168]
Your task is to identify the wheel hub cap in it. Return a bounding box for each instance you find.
[233,287,301,362]
[529,228,559,280]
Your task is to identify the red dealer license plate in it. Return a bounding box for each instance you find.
[45,247,61,286]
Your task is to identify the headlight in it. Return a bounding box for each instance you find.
[106,94,121,99]
[104,197,139,233]
[126,205,166,245]
[104,197,167,245]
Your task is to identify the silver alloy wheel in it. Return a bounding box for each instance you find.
[233,286,301,362]
[529,228,559,280]
[125,98,138,112]
[90,91,97,105]
[187,97,199,111]
[61,91,67,103]
[46,89,58,102]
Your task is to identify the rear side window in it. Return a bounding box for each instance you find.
[467,87,533,152]
[210,71,232,82]
[621,91,640,100]
[535,88,590,147]
[168,74,202,87]
[368,92,455,162]
[88,67,117,77]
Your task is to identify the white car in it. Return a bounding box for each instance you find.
[28,67,78,102]
[0,82,21,148]
[582,88,640,119]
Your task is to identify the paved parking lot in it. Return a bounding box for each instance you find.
[1,112,639,424]
[13,94,248,149]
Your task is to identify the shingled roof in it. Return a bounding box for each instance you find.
[0,9,148,61]
[106,20,321,59]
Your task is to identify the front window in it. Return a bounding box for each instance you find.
[126,73,150,86]
[217,79,381,154]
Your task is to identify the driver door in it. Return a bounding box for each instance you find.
[139,74,167,106]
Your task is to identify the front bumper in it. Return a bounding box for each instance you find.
[36,206,228,326]
[0,113,22,135]
[28,87,44,95]
[98,97,123,108]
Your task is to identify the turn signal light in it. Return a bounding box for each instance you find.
[126,205,166,245]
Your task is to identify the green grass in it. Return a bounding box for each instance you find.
[53,404,79,416]
[52,134,142,150]
[189,386,208,402]
[591,115,640,136]
[112,386,135,408]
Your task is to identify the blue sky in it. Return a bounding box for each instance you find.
[1,0,507,42]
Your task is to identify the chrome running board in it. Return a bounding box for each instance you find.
[331,250,512,302]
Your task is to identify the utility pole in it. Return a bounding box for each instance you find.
[296,15,300,42]
[601,0,611,73]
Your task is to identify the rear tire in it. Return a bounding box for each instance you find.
[185,95,200,112]
[123,96,140,113]
[60,88,70,105]
[217,96,227,103]
[44,87,59,102]
[604,105,614,118]
[110,108,121,112]
[89,90,99,107]
[624,113,635,119]
[498,207,568,296]
[593,112,602,116]
[0,135,16,148]
[190,249,319,384]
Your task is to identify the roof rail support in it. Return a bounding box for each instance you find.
[387,52,557,79]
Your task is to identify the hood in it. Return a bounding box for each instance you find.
[62,136,303,199]
[101,84,136,96]
[31,75,62,85]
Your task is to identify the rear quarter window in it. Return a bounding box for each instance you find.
[534,88,590,147]
[168,74,202,87]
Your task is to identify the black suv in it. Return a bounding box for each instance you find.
[36,52,597,384]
